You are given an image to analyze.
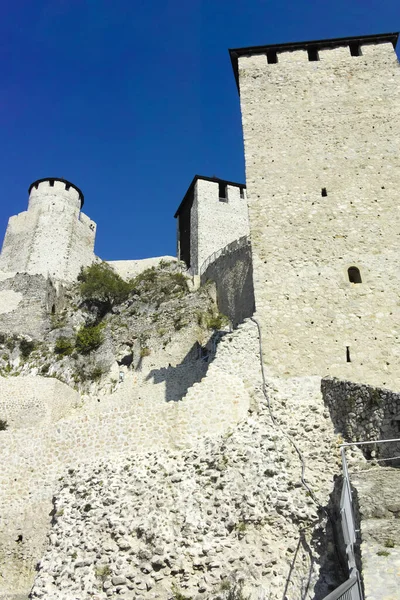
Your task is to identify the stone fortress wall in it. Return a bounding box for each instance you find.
[233,35,400,390]
[200,236,255,326]
[0,179,96,282]
[0,321,259,596]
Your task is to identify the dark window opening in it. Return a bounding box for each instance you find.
[348,266,362,284]
[219,183,227,201]
[346,346,351,363]
[267,50,278,64]
[51,304,56,314]
[321,188,327,197]
[49,179,54,187]
[65,183,70,191]
[240,187,245,199]
[308,47,319,62]
[349,43,362,57]
[16,534,23,543]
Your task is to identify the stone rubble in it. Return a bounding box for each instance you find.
[30,376,344,600]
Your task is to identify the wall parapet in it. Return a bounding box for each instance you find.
[196,235,250,278]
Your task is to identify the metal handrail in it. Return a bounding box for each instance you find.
[323,438,400,600]
[322,572,362,600]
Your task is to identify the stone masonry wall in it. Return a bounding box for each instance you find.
[0,321,259,597]
[201,238,255,326]
[238,41,400,390]
[0,273,60,338]
[0,180,96,282]
[322,377,400,459]
[192,179,249,274]
[107,256,177,280]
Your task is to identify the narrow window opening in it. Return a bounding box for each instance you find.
[51,304,56,315]
[49,179,55,187]
[307,47,319,62]
[348,266,362,284]
[346,346,351,363]
[219,183,227,202]
[321,187,327,197]
[65,183,70,191]
[349,43,361,57]
[240,187,245,199]
[266,50,278,64]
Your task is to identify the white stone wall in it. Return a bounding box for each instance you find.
[0,322,259,596]
[238,41,400,390]
[107,256,177,280]
[191,179,249,273]
[0,180,96,282]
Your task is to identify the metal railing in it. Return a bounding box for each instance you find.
[322,571,362,600]
[322,438,400,600]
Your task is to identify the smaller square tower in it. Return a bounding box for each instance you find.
[175,175,249,274]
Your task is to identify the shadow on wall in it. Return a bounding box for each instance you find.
[145,333,223,402]
[201,241,255,327]
[321,378,400,462]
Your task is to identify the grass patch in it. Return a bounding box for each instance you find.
[95,564,111,582]
[54,336,74,357]
[19,338,36,359]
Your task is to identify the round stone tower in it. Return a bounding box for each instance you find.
[28,178,84,211]
[0,177,95,281]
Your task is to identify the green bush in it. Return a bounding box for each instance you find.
[78,262,132,309]
[19,339,36,359]
[54,337,74,357]
[0,419,8,431]
[76,323,105,354]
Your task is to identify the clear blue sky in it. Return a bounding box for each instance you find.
[1,0,399,260]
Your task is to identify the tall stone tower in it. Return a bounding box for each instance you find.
[175,175,249,273]
[230,33,400,389]
[0,178,96,282]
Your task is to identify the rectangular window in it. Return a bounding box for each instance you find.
[219,183,228,202]
[266,50,278,64]
[349,43,361,57]
[308,47,319,62]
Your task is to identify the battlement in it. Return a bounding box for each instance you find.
[28,178,84,211]
[230,32,399,89]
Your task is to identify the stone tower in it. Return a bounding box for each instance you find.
[0,178,96,282]
[230,32,400,389]
[175,175,249,274]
